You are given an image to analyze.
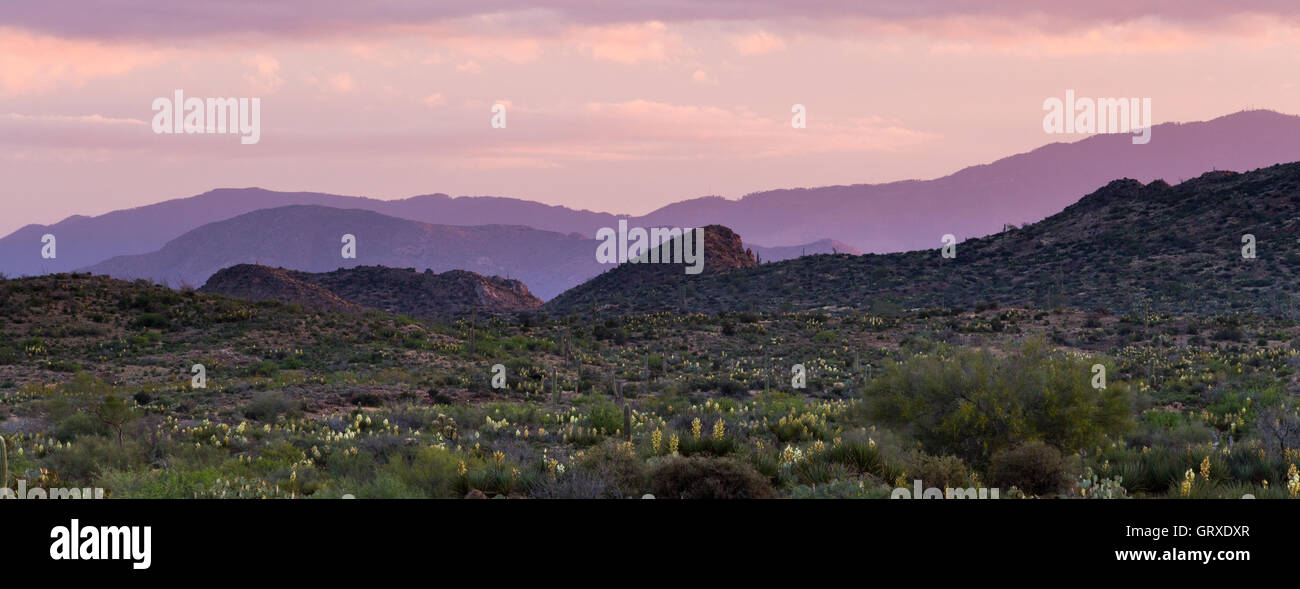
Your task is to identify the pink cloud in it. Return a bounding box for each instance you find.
[731,30,786,55]
[6,1,1300,40]
[0,27,161,96]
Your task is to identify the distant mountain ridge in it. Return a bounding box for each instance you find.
[201,264,541,316]
[747,239,861,262]
[80,205,603,300]
[4,109,1299,280]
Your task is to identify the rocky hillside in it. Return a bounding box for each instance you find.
[202,264,542,317]
[545,225,755,313]
[547,163,1300,316]
[196,265,364,313]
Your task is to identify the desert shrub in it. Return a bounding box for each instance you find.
[370,446,463,498]
[824,435,894,479]
[242,391,294,421]
[45,438,148,486]
[650,456,777,499]
[585,400,626,435]
[349,392,383,407]
[251,360,279,377]
[988,441,1066,496]
[867,337,1131,464]
[906,452,970,489]
[130,312,169,330]
[1254,404,1300,456]
[787,455,849,486]
[529,468,616,499]
[574,439,647,498]
[53,412,108,442]
[789,478,892,499]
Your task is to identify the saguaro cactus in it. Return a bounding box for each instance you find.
[623,405,632,440]
[1,436,8,490]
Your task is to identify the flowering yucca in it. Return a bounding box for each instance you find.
[669,433,679,454]
[712,419,725,440]
[691,418,702,440]
[1288,464,1299,498]
[1200,456,1211,481]
[651,429,662,453]
[1180,469,1194,498]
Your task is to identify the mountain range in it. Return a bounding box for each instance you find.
[81,205,600,300]
[3,109,1299,304]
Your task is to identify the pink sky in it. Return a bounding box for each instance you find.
[2,1,1300,236]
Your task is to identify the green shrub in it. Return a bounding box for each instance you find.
[989,441,1066,496]
[586,400,625,435]
[867,337,1131,464]
[242,391,294,421]
[906,453,970,489]
[650,456,778,499]
[575,439,647,498]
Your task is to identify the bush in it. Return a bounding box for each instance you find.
[575,439,647,498]
[989,441,1065,496]
[906,453,970,489]
[242,392,294,421]
[586,400,626,435]
[650,456,778,499]
[52,412,104,442]
[130,313,169,330]
[867,337,1131,464]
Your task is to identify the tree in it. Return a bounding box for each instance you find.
[96,393,134,446]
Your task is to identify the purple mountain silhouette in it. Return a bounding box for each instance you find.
[635,110,1300,252]
[78,205,604,300]
[3,109,1298,279]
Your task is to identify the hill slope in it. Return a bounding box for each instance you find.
[201,264,541,316]
[548,163,1300,316]
[546,225,756,312]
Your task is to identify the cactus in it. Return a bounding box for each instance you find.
[551,368,560,405]
[623,406,632,440]
[1,435,7,490]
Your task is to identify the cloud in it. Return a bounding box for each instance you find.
[691,69,718,85]
[0,98,933,170]
[731,30,786,55]
[243,54,284,94]
[456,60,483,73]
[0,27,160,96]
[423,93,446,108]
[5,1,1300,40]
[3,112,146,125]
[568,21,683,63]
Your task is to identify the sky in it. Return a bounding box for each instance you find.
[2,1,1300,236]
